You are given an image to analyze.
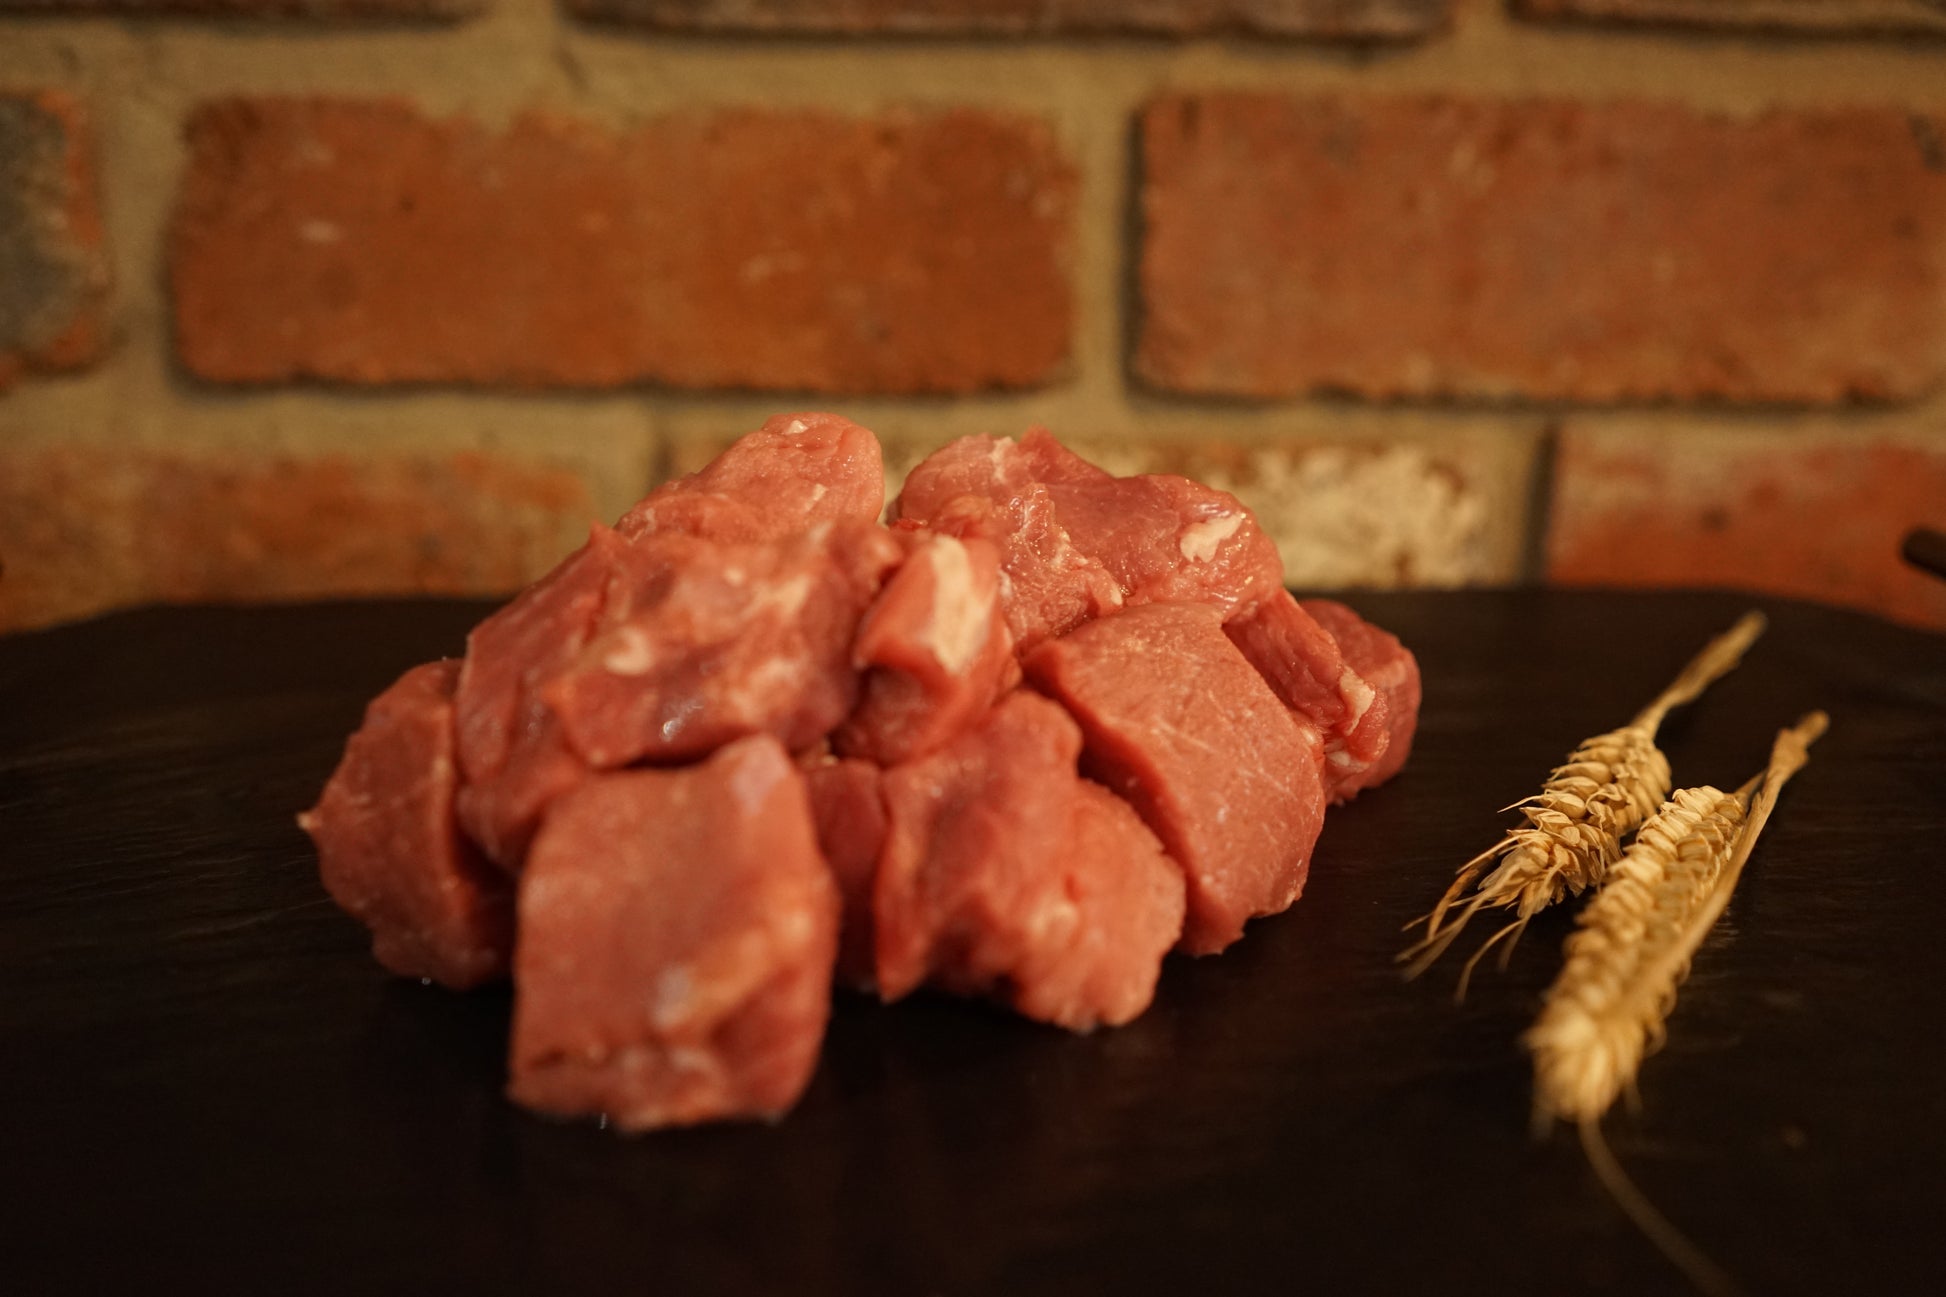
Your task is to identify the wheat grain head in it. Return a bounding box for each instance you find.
[1523,710,1825,1297]
[1400,611,1766,981]
[1527,710,1827,1125]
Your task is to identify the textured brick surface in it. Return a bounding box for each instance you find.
[1516,0,1946,36]
[1138,95,1946,404]
[1548,423,1946,633]
[0,447,602,632]
[0,0,474,15]
[171,99,1075,393]
[571,0,1451,39]
[0,92,109,390]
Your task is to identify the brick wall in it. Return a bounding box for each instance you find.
[2,0,1943,634]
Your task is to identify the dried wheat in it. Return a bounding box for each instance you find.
[1400,611,1766,984]
[1524,711,1827,1297]
[1528,710,1826,1123]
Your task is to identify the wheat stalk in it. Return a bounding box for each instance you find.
[1525,710,1827,1297]
[1399,611,1767,986]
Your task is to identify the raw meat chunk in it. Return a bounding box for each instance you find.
[1023,603,1327,957]
[893,435,1124,650]
[1010,782,1185,1031]
[596,524,896,762]
[1018,432,1284,622]
[509,736,839,1131]
[875,691,1184,1030]
[907,490,1123,651]
[542,526,892,768]
[452,525,678,870]
[301,660,513,990]
[1226,591,1391,801]
[895,429,1284,635]
[836,533,1018,765]
[893,431,1065,516]
[1301,599,1421,800]
[454,523,631,789]
[618,411,884,543]
[875,692,1078,1005]
[802,754,887,990]
[458,522,901,868]
[453,718,587,871]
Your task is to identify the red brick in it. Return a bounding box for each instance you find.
[1515,0,1946,36]
[0,446,602,633]
[0,1,473,15]
[171,99,1075,393]
[570,0,1451,40]
[1546,424,1946,633]
[1138,96,1946,404]
[0,91,110,389]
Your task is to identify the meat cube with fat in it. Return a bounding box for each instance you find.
[893,436,1124,650]
[1225,591,1391,803]
[875,691,1185,1031]
[508,736,839,1131]
[1023,603,1327,957]
[617,411,884,544]
[895,429,1284,635]
[836,532,1019,765]
[456,522,901,868]
[542,524,898,768]
[902,490,1122,651]
[1301,598,1421,801]
[1017,432,1285,622]
[300,660,513,990]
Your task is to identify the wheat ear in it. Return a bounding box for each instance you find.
[1522,711,1825,1297]
[1400,611,1766,983]
[1528,709,1825,1123]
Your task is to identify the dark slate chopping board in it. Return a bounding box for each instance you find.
[1,591,1941,1296]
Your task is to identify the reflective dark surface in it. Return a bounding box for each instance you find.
[2,591,1942,1296]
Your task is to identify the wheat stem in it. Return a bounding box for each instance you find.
[1401,611,1766,981]
[1578,1117,1740,1297]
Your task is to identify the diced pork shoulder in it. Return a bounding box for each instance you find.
[874,691,1185,1030]
[1023,603,1328,957]
[508,737,838,1131]
[618,411,884,544]
[307,415,1422,1133]
[1226,591,1392,803]
[836,532,1019,766]
[301,660,513,989]
[1301,599,1422,802]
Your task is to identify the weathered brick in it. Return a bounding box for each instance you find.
[1547,422,1946,632]
[1138,95,1946,404]
[570,0,1451,40]
[1515,0,1946,37]
[0,91,109,390]
[0,0,474,15]
[171,100,1075,394]
[0,447,602,633]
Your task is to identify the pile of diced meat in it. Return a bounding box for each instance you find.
[300,414,1420,1132]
